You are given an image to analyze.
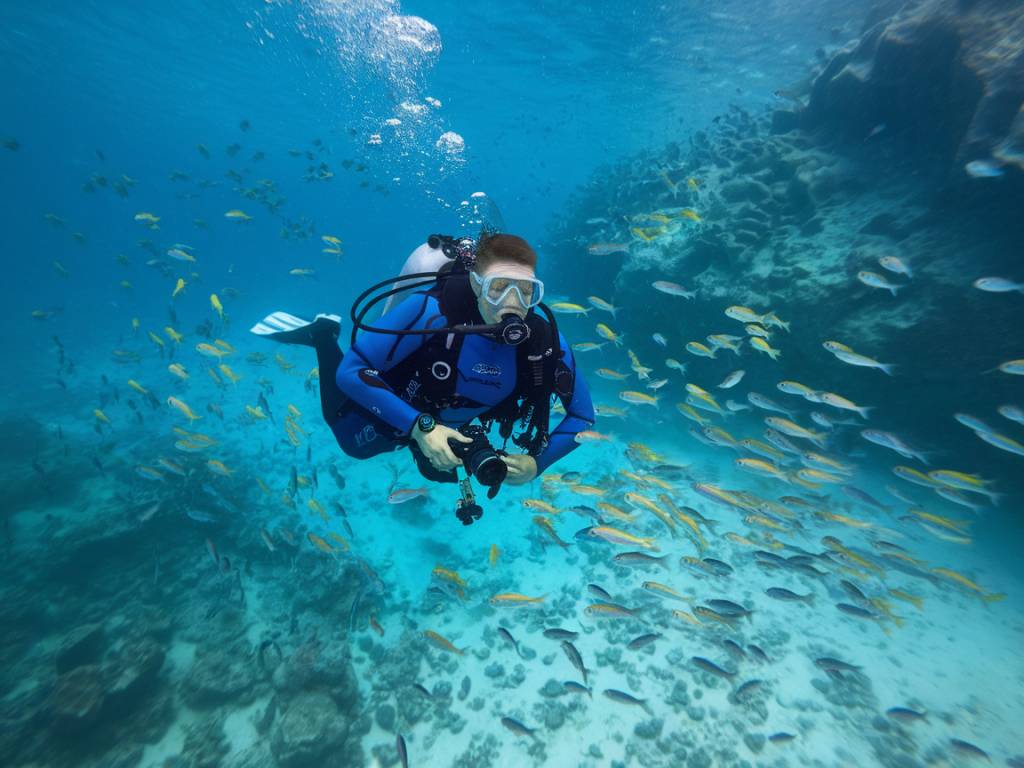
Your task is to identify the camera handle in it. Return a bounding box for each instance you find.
[454,468,483,525]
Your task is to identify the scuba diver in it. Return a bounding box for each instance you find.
[249,231,595,524]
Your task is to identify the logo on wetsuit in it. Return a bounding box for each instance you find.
[354,423,378,447]
[471,362,502,377]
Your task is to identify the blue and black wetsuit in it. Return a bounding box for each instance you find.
[315,292,595,481]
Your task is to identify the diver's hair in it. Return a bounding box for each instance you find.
[474,233,537,273]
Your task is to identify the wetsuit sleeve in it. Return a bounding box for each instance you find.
[534,332,596,476]
[337,294,443,434]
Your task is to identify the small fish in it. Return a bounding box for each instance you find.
[765,587,814,603]
[765,417,826,448]
[500,716,540,741]
[691,656,736,679]
[747,392,794,417]
[718,370,745,389]
[596,323,623,346]
[823,342,895,375]
[652,280,695,298]
[995,359,1024,375]
[734,679,765,700]
[885,707,927,723]
[862,430,928,463]
[550,302,590,315]
[561,641,588,682]
[587,295,620,316]
[490,592,545,606]
[725,305,769,324]
[423,629,464,655]
[602,688,651,712]
[722,639,746,660]
[972,429,1024,458]
[749,336,781,360]
[563,681,591,697]
[572,341,606,353]
[396,734,408,768]
[836,602,881,621]
[705,599,752,618]
[973,276,1024,293]
[620,390,659,407]
[543,627,579,641]
[949,738,989,760]
[584,601,643,620]
[857,270,903,296]
[686,341,717,358]
[613,552,669,569]
[965,159,1004,178]
[186,509,220,525]
[388,487,429,504]
[588,243,630,256]
[498,627,523,658]
[748,644,769,663]
[586,583,613,601]
[997,404,1024,425]
[878,256,912,277]
[814,657,860,673]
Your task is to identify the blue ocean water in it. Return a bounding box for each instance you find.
[2,1,1024,766]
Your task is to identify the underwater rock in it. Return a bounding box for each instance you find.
[802,0,1024,180]
[183,640,260,708]
[102,637,164,710]
[634,718,663,740]
[224,742,277,768]
[667,680,691,710]
[720,178,771,205]
[272,637,358,707]
[452,733,500,768]
[743,732,766,754]
[376,702,396,731]
[859,212,910,240]
[181,714,230,768]
[539,678,565,698]
[47,664,105,735]
[538,699,567,730]
[55,622,106,674]
[271,690,349,768]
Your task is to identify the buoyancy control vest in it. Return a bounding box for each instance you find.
[380,261,575,456]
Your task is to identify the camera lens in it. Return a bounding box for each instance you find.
[449,425,507,488]
[471,453,507,487]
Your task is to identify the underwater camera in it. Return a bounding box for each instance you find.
[448,424,507,488]
[449,424,507,525]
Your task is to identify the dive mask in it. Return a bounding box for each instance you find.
[470,271,545,309]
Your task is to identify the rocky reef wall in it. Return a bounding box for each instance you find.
[547,0,1024,484]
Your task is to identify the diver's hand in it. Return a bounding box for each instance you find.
[502,454,537,485]
[412,423,472,472]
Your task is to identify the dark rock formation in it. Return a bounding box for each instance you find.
[271,690,349,768]
[55,623,106,675]
[183,639,261,708]
[546,0,1024,491]
[47,665,105,735]
[798,0,1024,181]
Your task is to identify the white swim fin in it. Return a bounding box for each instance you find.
[249,312,340,346]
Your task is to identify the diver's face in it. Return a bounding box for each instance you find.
[471,260,537,324]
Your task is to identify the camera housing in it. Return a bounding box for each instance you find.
[448,424,507,489]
